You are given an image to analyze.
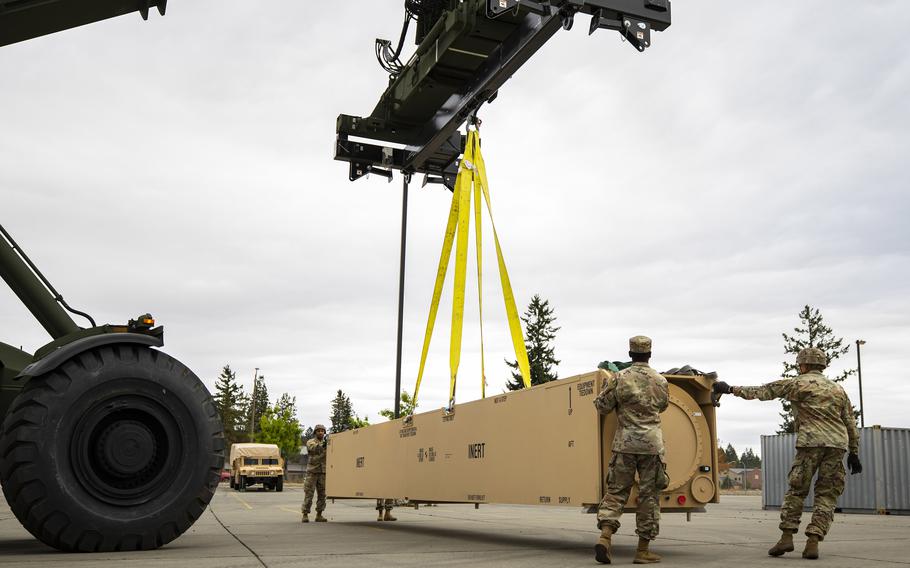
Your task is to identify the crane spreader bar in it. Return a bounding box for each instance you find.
[335,0,671,186]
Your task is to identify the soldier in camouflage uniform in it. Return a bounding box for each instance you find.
[593,335,669,565]
[301,424,328,523]
[714,347,862,560]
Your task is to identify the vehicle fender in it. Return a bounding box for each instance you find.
[16,332,163,379]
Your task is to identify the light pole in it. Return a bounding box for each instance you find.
[856,340,866,428]
[394,174,410,419]
[250,367,259,442]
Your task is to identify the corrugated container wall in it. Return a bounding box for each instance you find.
[762,426,910,515]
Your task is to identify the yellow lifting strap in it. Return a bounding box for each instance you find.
[412,130,531,408]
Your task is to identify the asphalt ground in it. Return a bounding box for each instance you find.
[1,486,907,566]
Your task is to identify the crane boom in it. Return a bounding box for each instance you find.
[0,0,167,47]
[335,0,671,186]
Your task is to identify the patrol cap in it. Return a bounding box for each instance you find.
[796,347,827,368]
[629,335,652,354]
[314,424,327,433]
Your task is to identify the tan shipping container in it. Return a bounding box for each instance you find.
[327,370,719,512]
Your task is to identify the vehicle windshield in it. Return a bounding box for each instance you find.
[243,457,258,466]
[263,458,280,465]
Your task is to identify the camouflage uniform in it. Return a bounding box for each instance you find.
[732,370,859,539]
[594,337,670,541]
[302,436,327,515]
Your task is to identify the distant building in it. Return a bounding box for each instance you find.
[721,467,763,490]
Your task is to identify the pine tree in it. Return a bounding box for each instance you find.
[245,373,270,441]
[716,446,730,473]
[739,448,761,468]
[724,443,739,466]
[779,305,856,433]
[329,390,354,433]
[505,294,560,391]
[212,365,249,448]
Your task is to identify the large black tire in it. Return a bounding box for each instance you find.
[0,345,224,552]
[239,475,246,492]
[276,477,283,492]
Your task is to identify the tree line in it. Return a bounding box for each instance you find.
[213,301,859,453]
[213,365,383,463]
[212,365,303,462]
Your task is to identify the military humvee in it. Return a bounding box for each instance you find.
[230,443,285,492]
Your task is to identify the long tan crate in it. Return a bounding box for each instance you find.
[327,370,719,512]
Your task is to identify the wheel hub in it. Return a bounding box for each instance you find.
[95,419,157,478]
[71,394,181,506]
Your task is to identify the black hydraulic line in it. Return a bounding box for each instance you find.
[0,223,95,332]
[394,174,410,419]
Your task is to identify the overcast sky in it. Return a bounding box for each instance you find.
[2,1,908,456]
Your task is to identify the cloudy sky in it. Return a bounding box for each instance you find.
[2,1,908,456]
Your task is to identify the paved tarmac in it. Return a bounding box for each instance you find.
[1,486,907,566]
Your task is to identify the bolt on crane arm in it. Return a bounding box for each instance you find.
[335,0,671,186]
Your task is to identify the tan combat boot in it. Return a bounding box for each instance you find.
[377,511,384,521]
[383,510,397,522]
[594,527,613,564]
[301,513,309,523]
[802,535,819,560]
[634,538,662,564]
[768,532,794,556]
[315,512,328,522]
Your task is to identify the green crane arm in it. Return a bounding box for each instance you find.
[0,0,167,47]
[335,0,671,185]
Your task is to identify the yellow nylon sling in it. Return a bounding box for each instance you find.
[473,135,531,387]
[473,141,487,399]
[448,139,474,408]
[411,158,466,404]
[411,129,531,408]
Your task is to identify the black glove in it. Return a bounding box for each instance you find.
[847,452,862,475]
[713,381,732,395]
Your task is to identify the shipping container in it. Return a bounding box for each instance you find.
[761,426,910,515]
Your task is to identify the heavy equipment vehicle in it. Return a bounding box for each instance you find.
[1,0,674,552]
[0,1,223,554]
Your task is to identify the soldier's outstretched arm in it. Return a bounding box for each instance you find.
[594,378,618,415]
[731,379,797,401]
[842,394,860,455]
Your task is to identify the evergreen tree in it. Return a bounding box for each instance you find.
[779,305,856,433]
[505,294,561,391]
[724,443,739,466]
[716,446,730,472]
[245,373,270,441]
[303,426,315,441]
[329,390,354,433]
[739,448,761,468]
[259,393,303,465]
[212,365,249,448]
[379,391,418,421]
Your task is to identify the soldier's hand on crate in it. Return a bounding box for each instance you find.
[848,452,863,475]
[712,381,732,395]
